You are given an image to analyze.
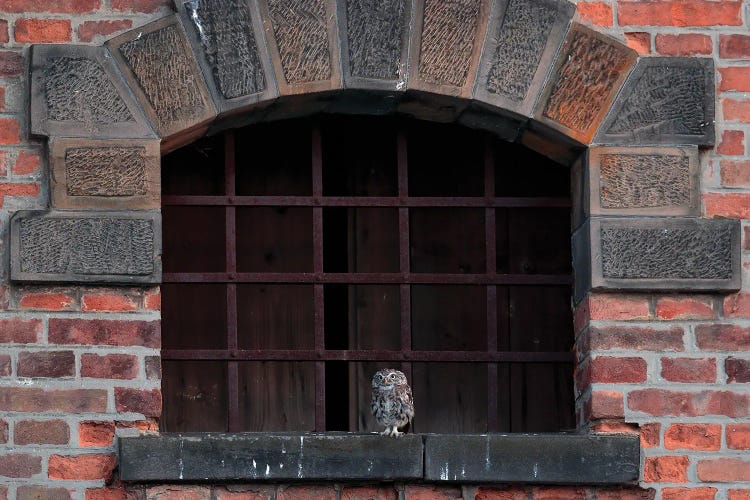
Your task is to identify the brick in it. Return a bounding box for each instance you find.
[475,487,528,500]
[81,353,138,380]
[586,390,624,420]
[721,34,750,58]
[726,357,750,383]
[0,118,20,144]
[532,487,585,499]
[664,423,721,450]
[590,325,684,351]
[0,387,107,413]
[403,486,461,500]
[0,51,23,77]
[698,458,750,482]
[77,19,132,43]
[656,296,713,320]
[0,355,9,376]
[662,488,716,500]
[576,2,613,26]
[727,424,750,449]
[721,67,750,92]
[695,324,750,350]
[146,487,211,500]
[79,421,115,448]
[115,388,161,417]
[718,130,745,155]
[0,0,100,12]
[49,453,116,481]
[17,486,71,500]
[49,318,160,347]
[0,86,5,111]
[82,292,138,312]
[341,486,398,500]
[0,318,40,343]
[636,423,659,448]
[729,491,750,500]
[629,389,750,417]
[661,358,716,383]
[589,294,651,320]
[590,356,647,383]
[0,151,6,176]
[12,150,40,176]
[145,356,160,380]
[15,419,69,445]
[655,34,712,55]
[723,98,750,122]
[86,487,141,500]
[595,490,655,500]
[144,288,160,310]
[721,160,750,186]
[617,0,742,26]
[14,19,72,43]
[624,32,651,55]
[111,0,170,13]
[0,20,7,43]
[0,183,39,206]
[643,455,689,483]
[18,351,75,378]
[213,487,273,500]
[116,419,158,432]
[0,419,7,444]
[19,291,75,311]
[0,453,42,478]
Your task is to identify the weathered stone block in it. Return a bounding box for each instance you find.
[585,146,700,216]
[175,0,278,116]
[11,211,161,284]
[258,0,342,95]
[596,57,715,146]
[30,45,155,139]
[573,217,740,298]
[423,434,639,484]
[119,433,423,481]
[409,0,491,98]
[535,23,637,144]
[474,0,575,118]
[338,0,411,91]
[50,139,160,210]
[106,15,217,139]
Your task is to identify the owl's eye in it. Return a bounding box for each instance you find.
[388,374,395,381]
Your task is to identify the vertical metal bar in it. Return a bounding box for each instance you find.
[485,138,499,432]
[397,131,412,382]
[225,131,240,431]
[312,125,326,431]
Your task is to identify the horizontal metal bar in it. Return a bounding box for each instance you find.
[162,195,571,208]
[161,349,575,363]
[162,272,572,285]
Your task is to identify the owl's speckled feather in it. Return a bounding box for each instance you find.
[370,368,414,437]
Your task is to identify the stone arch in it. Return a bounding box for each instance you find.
[12,0,739,302]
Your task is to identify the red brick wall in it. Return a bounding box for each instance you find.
[0,1,748,499]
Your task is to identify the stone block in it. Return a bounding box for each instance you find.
[573,217,740,299]
[535,23,637,144]
[119,433,423,481]
[11,211,161,284]
[338,0,412,91]
[174,0,278,117]
[474,0,575,118]
[423,433,639,484]
[30,44,155,139]
[49,138,160,210]
[585,146,700,217]
[457,102,526,143]
[408,0,491,98]
[106,15,217,139]
[518,120,586,166]
[258,0,342,96]
[596,57,715,146]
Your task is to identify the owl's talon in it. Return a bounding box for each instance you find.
[391,428,403,437]
[381,428,392,436]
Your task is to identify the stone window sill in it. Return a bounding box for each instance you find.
[119,432,639,485]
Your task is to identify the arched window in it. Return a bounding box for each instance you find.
[160,115,574,433]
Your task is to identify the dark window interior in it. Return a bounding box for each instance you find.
[161,116,575,433]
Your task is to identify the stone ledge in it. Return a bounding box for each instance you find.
[119,433,638,484]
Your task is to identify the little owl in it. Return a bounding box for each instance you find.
[371,368,414,437]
